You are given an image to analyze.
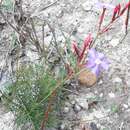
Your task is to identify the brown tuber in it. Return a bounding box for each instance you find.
[78,68,97,87]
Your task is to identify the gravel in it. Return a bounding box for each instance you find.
[0,0,130,130]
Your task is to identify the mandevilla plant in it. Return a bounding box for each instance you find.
[1,1,130,130]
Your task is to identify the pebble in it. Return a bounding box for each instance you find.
[105,35,112,41]
[82,1,93,11]
[71,100,76,105]
[58,123,66,130]
[56,10,64,18]
[63,107,70,114]
[110,38,120,47]
[123,104,128,109]
[98,79,103,85]
[94,91,98,94]
[73,104,81,113]
[57,36,64,42]
[99,93,103,98]
[113,77,122,83]
[76,98,89,110]
[78,26,84,33]
[94,110,105,119]
[108,92,115,98]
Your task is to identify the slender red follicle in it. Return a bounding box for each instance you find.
[125,1,130,34]
[40,91,56,130]
[79,34,92,63]
[72,41,80,57]
[65,63,74,76]
[120,2,130,16]
[98,7,106,31]
[111,4,121,22]
[101,26,111,34]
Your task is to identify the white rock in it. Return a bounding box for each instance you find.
[99,93,103,98]
[94,91,98,94]
[108,92,115,98]
[71,100,76,105]
[74,104,81,113]
[76,98,88,110]
[113,77,122,83]
[78,26,84,33]
[63,107,70,114]
[82,1,93,11]
[123,104,128,109]
[110,38,120,47]
[94,110,106,119]
[105,35,112,41]
[56,10,64,18]
[98,80,103,85]
[59,123,66,130]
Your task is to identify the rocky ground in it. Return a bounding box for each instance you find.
[0,0,130,130]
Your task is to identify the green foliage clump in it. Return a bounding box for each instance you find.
[1,0,13,11]
[2,64,64,130]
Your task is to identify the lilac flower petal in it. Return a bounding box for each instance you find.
[86,48,110,77]
[88,48,97,59]
[91,65,100,76]
[96,2,115,9]
[100,60,109,70]
[87,59,96,68]
[97,52,104,59]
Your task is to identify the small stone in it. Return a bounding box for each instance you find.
[77,27,84,33]
[76,98,88,110]
[71,100,76,105]
[123,104,128,109]
[110,38,119,47]
[78,68,97,87]
[94,91,98,94]
[82,1,93,11]
[99,93,103,98]
[63,107,70,114]
[113,77,122,83]
[98,79,103,85]
[56,10,64,18]
[57,36,64,42]
[94,111,105,118]
[108,92,115,98]
[105,35,112,41]
[58,123,66,130]
[73,104,81,113]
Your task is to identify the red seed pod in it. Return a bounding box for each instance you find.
[125,2,130,34]
[120,2,130,16]
[72,41,80,57]
[98,7,106,31]
[79,34,92,63]
[112,4,121,22]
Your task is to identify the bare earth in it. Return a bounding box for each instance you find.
[0,0,130,130]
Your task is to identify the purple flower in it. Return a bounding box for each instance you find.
[86,48,109,76]
[96,1,115,9]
